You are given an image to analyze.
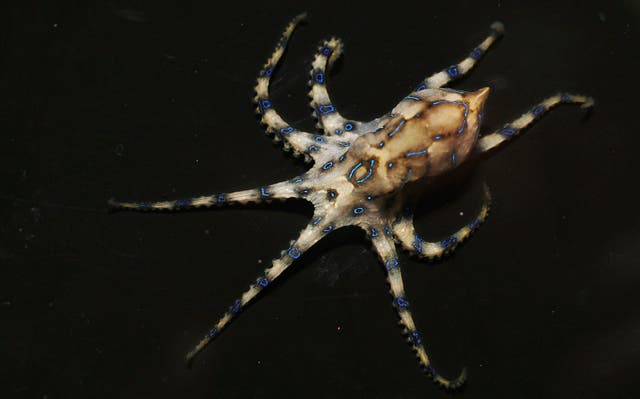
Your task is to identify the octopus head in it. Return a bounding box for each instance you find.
[346,87,489,196]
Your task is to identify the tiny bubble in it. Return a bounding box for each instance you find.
[194,159,199,165]
[257,259,263,264]
[459,211,464,216]
[204,229,210,235]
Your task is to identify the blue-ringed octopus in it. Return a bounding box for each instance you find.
[110,13,593,389]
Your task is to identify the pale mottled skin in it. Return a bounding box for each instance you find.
[110,14,593,390]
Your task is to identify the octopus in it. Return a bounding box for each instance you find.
[110,13,593,389]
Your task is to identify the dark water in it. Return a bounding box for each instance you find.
[2,1,638,398]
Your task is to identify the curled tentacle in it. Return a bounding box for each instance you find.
[392,183,492,259]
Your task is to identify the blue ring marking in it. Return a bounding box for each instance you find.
[405,149,428,157]
[263,68,273,77]
[370,228,378,237]
[257,277,269,287]
[405,95,422,101]
[321,47,332,56]
[561,94,571,102]
[344,122,354,131]
[288,247,301,259]
[348,162,363,179]
[318,104,336,114]
[396,297,410,307]
[500,127,517,136]
[470,48,483,60]
[293,177,303,183]
[411,331,423,345]
[378,141,384,148]
[441,236,458,248]
[327,190,336,199]
[353,207,365,216]
[415,83,427,91]
[322,161,334,170]
[137,201,151,209]
[298,188,310,195]
[335,129,343,135]
[231,300,241,313]
[208,327,218,338]
[387,162,393,168]
[338,154,345,162]
[384,226,392,236]
[216,194,227,203]
[447,65,459,78]
[322,225,334,233]
[355,159,376,184]
[388,119,406,138]
[175,199,191,207]
[312,216,323,225]
[451,151,457,166]
[434,135,443,141]
[314,72,325,83]
[469,218,480,230]
[308,145,319,152]
[532,105,545,116]
[259,99,272,113]
[314,136,325,143]
[338,141,351,147]
[280,126,294,135]
[412,235,423,252]
[260,186,271,198]
[385,257,399,270]
[366,195,373,201]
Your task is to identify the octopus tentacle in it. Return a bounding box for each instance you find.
[108,179,304,211]
[369,229,467,390]
[308,38,370,137]
[185,219,329,364]
[253,13,320,161]
[476,93,594,154]
[392,184,491,259]
[417,22,504,90]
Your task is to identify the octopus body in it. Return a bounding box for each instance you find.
[111,14,593,389]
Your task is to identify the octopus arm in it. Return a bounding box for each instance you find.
[186,215,333,364]
[369,228,467,390]
[308,37,376,138]
[253,13,329,162]
[476,93,594,154]
[392,184,492,259]
[415,22,504,90]
[108,179,306,211]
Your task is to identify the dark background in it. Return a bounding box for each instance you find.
[1,1,638,398]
